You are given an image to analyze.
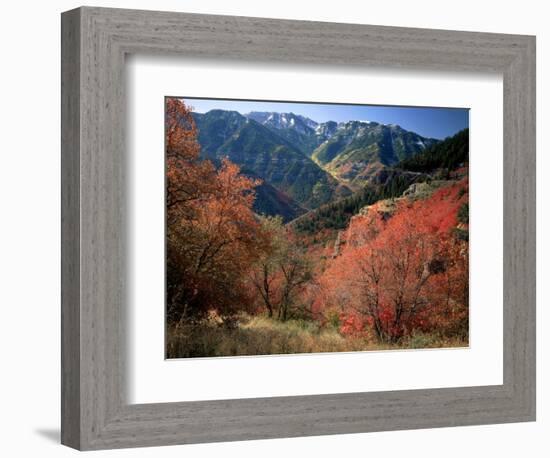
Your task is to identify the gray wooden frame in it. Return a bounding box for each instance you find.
[61,6,536,451]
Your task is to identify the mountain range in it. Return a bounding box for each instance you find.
[192,109,440,222]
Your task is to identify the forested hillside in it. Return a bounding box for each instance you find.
[292,128,468,236]
[291,170,425,235]
[311,121,438,186]
[397,128,469,173]
[193,110,351,210]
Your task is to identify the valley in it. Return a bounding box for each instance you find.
[192,108,442,222]
[167,97,469,358]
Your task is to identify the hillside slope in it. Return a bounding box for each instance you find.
[311,121,438,187]
[193,111,351,209]
[292,128,468,236]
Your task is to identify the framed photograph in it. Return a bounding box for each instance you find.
[164,96,470,360]
[61,6,536,450]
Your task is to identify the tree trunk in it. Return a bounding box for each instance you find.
[263,265,273,318]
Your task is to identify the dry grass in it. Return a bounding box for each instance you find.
[166,314,467,359]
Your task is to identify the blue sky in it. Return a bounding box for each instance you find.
[180,97,469,140]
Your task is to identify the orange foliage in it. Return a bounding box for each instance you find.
[166,98,270,323]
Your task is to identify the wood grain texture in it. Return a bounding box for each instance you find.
[60,7,81,449]
[61,6,536,450]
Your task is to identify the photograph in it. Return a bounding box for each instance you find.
[165,97,470,358]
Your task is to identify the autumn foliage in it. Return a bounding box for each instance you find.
[166,98,270,324]
[319,181,469,342]
[166,98,469,357]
